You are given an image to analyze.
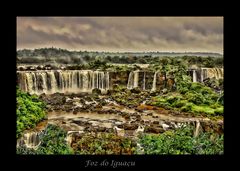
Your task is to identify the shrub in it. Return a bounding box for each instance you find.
[214,107,224,115]
[180,102,194,112]
[185,91,205,105]
[16,87,46,139]
[37,124,74,155]
[74,133,136,155]
[17,124,74,155]
[172,100,188,108]
[137,126,223,154]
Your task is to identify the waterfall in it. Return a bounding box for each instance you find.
[127,71,139,89]
[17,132,41,149]
[151,71,158,92]
[143,72,146,90]
[17,70,110,94]
[127,72,134,89]
[201,68,223,82]
[133,71,139,88]
[193,70,197,82]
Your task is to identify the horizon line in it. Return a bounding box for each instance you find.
[16,47,223,55]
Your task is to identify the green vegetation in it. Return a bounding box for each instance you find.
[17,125,223,155]
[137,126,223,154]
[17,124,74,155]
[17,48,223,67]
[149,84,223,116]
[73,133,136,155]
[16,86,46,139]
[110,85,148,107]
[37,124,74,154]
[146,59,223,116]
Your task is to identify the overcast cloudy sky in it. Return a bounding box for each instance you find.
[17,17,223,54]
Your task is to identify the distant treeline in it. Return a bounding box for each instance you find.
[17,48,223,67]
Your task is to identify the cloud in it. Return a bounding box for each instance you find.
[17,17,223,53]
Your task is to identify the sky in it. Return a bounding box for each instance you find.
[17,17,223,54]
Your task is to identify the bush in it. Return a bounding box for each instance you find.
[74,133,136,155]
[185,91,205,105]
[214,107,224,115]
[137,126,223,154]
[172,100,188,108]
[17,124,74,155]
[180,102,194,112]
[36,124,74,154]
[16,87,46,139]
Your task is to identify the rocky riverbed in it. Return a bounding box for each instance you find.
[37,92,223,140]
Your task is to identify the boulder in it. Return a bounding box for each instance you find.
[161,88,168,94]
[97,127,106,132]
[144,126,164,134]
[123,123,138,130]
[92,88,101,95]
[153,121,159,125]
[130,87,141,94]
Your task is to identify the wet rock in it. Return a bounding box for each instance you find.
[130,121,137,124]
[130,87,141,94]
[84,96,92,102]
[97,110,105,114]
[135,117,141,122]
[66,109,72,113]
[161,88,168,94]
[106,128,114,133]
[95,104,102,109]
[135,108,143,113]
[97,127,106,132]
[92,88,101,95]
[117,125,124,129]
[106,90,113,95]
[123,114,130,120]
[150,91,157,96]
[123,123,138,130]
[145,126,164,134]
[145,120,150,125]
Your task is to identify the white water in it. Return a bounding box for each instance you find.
[17,70,110,94]
[193,70,197,82]
[127,70,139,89]
[151,71,159,92]
[201,68,223,82]
[143,72,146,90]
[17,132,41,149]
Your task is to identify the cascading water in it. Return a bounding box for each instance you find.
[201,68,223,82]
[17,132,41,149]
[143,72,146,90]
[127,71,139,89]
[17,70,110,94]
[151,71,159,92]
[193,70,197,82]
[133,71,139,88]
